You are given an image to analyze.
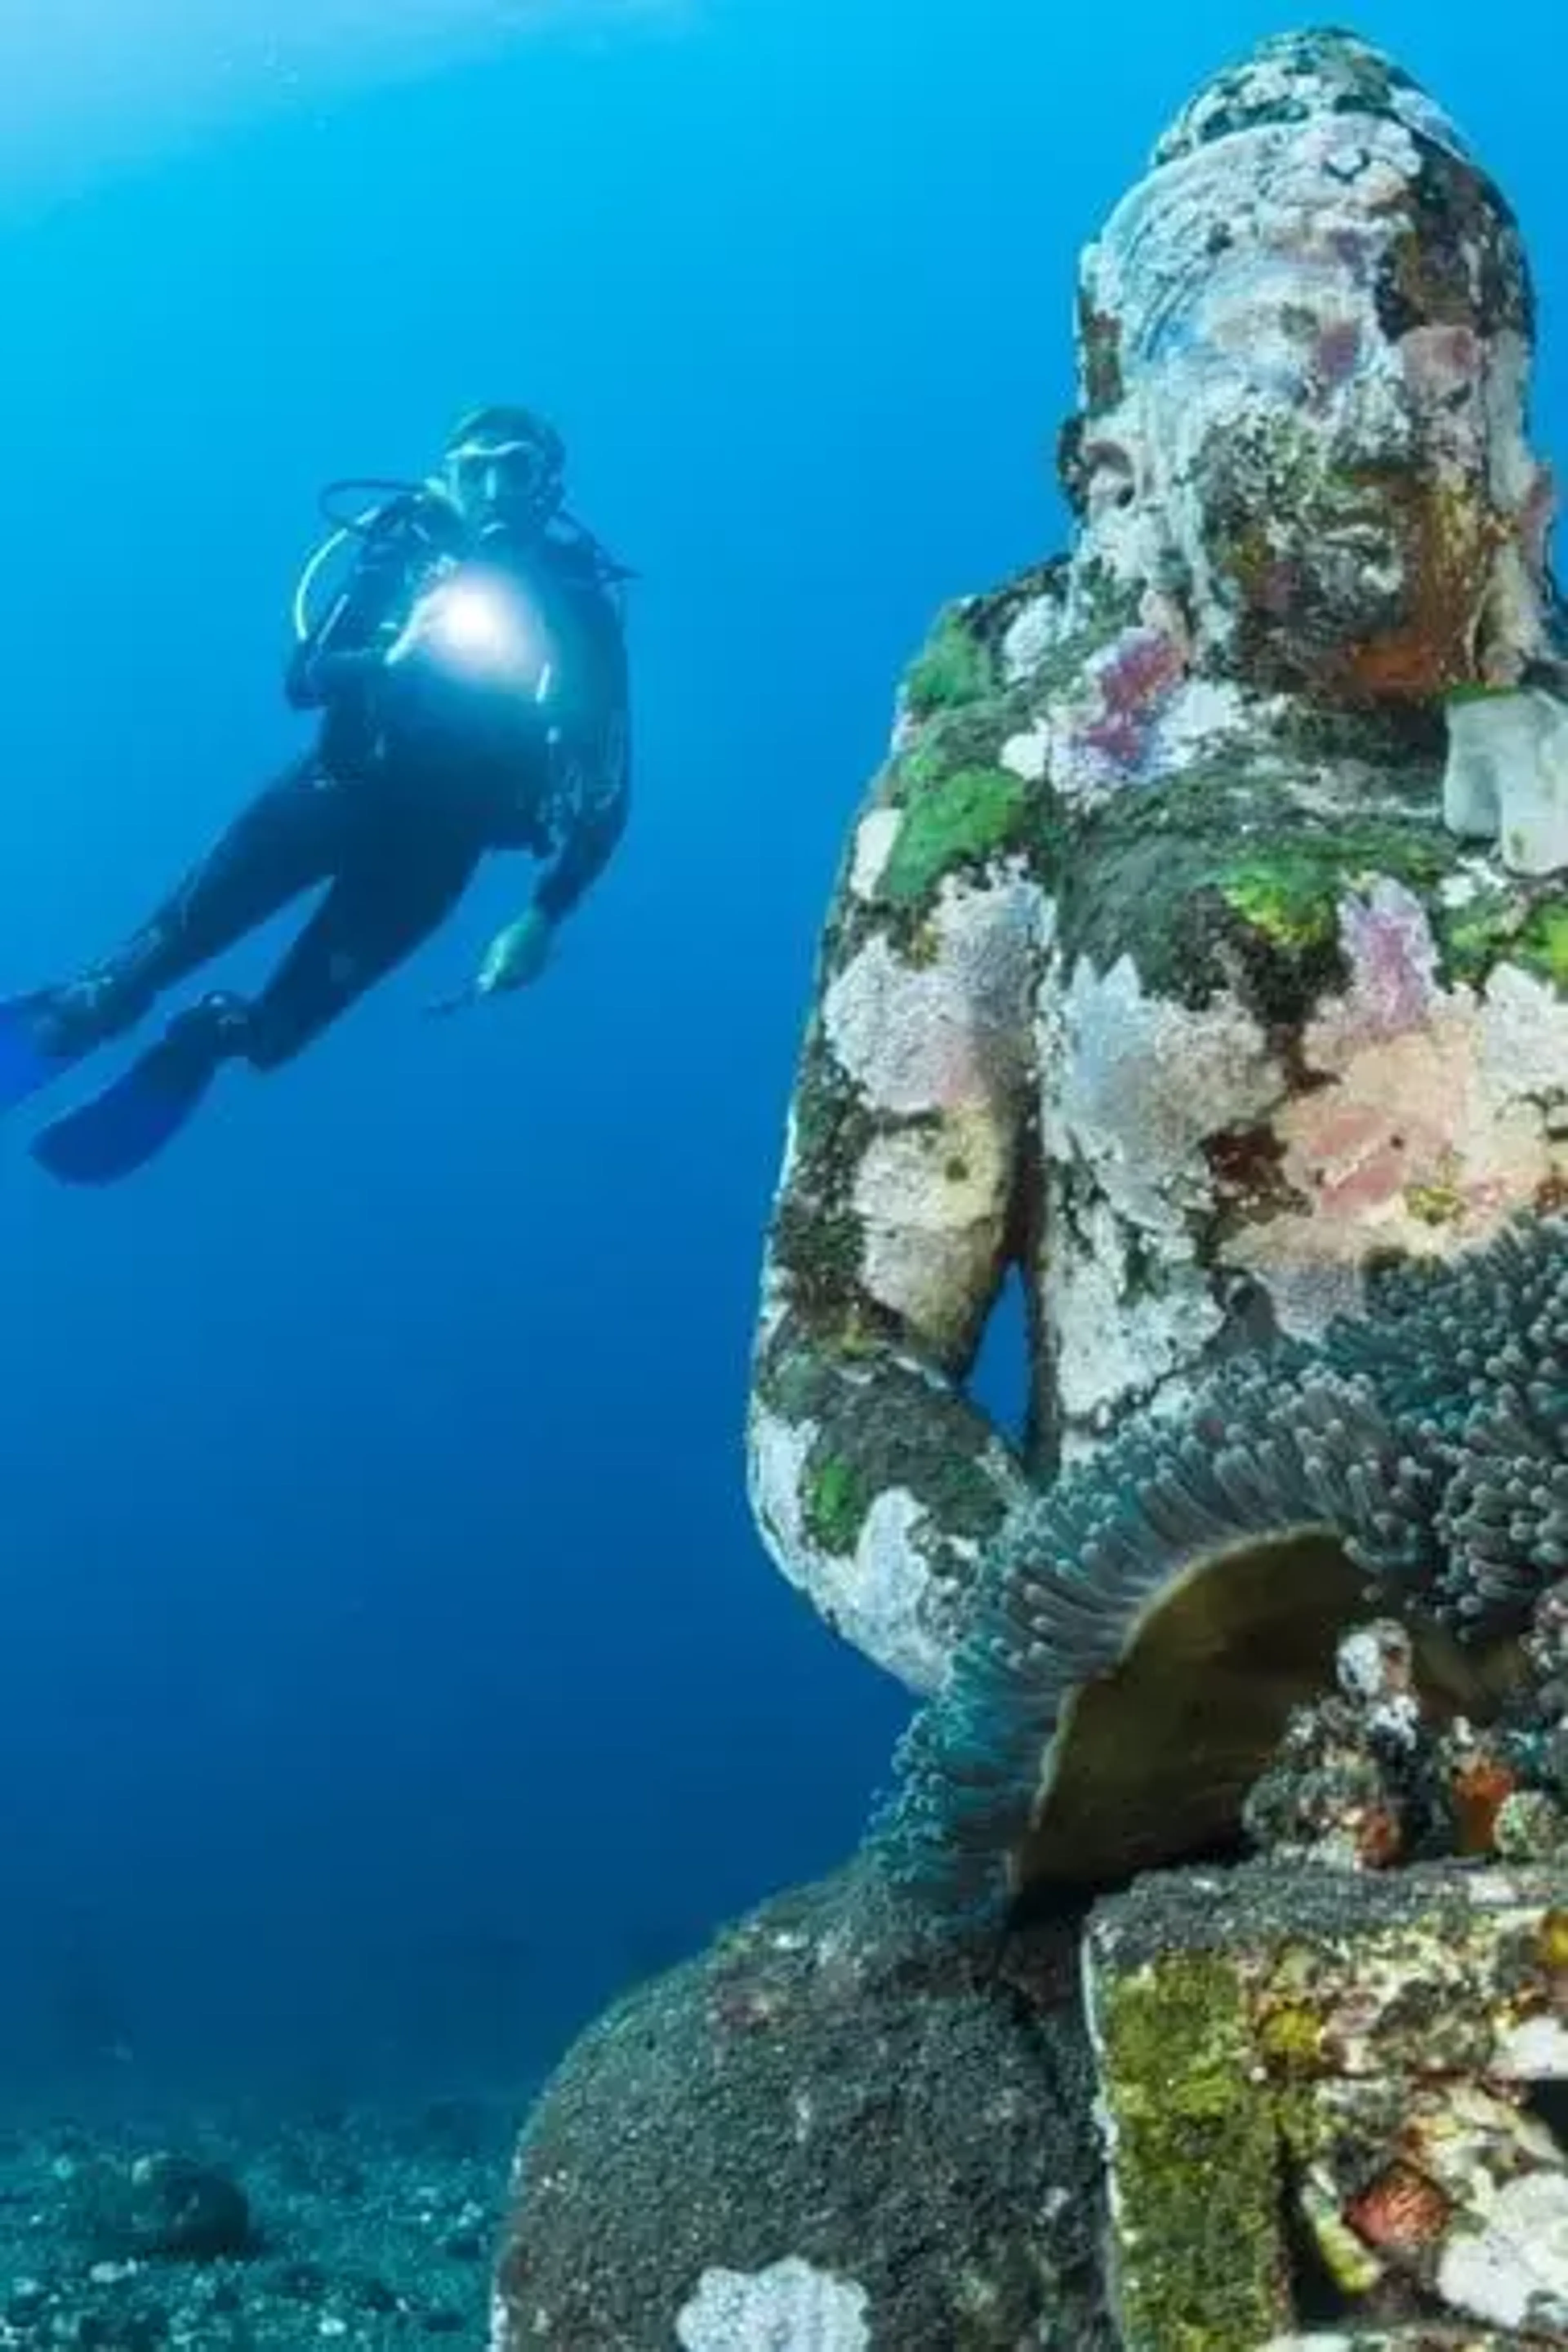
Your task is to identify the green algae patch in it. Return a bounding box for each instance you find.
[880,766,1030,909]
[1094,1951,1289,2352]
[1218,861,1339,951]
[1254,1996,1325,2075]
[1405,1176,1467,1227]
[802,1453,873,1555]
[756,1316,1017,1566]
[1215,824,1452,953]
[1517,897,1568,990]
[905,610,995,718]
[1437,886,1568,993]
[1438,883,1525,987]
[1065,764,1465,1022]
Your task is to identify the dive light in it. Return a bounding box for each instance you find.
[403,570,554,701]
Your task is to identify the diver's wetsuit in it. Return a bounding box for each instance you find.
[45,493,630,1068]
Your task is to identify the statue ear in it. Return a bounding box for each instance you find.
[1056,417,1136,521]
[1056,415,1089,515]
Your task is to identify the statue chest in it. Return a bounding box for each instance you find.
[1031,806,1568,1452]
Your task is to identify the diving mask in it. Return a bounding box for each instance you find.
[444,432,561,523]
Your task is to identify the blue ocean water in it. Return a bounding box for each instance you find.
[0,0,1561,2121]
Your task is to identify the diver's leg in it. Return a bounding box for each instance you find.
[227,829,483,1071]
[24,804,480,1183]
[39,758,350,1051]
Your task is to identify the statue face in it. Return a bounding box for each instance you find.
[1169,252,1535,696]
[1072,41,1555,698]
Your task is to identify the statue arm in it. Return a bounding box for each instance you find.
[745,640,1056,1693]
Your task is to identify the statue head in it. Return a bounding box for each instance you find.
[1062,29,1555,701]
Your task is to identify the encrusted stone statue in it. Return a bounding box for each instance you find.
[746,24,1568,1697]
[494,34,1568,2350]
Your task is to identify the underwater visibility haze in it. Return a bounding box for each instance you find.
[0,0,1564,2210]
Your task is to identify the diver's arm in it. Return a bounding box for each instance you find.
[430,556,633,1011]
[527,568,633,924]
[744,710,1052,1696]
[434,700,632,1012]
[450,738,629,1011]
[532,732,630,924]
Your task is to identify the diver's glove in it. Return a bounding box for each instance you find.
[427,906,555,1017]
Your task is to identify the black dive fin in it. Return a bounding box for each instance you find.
[31,1025,222,1185]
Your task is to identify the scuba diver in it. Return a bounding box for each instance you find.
[0,403,633,1183]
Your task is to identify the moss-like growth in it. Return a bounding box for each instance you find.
[767,1192,866,1333]
[1404,1171,1466,1227]
[880,766,1031,908]
[1072,556,1147,634]
[1062,762,1484,1024]
[1438,882,1525,984]
[1076,296,1125,414]
[1094,1952,1289,2351]
[904,610,994,718]
[802,1453,873,1555]
[1157,30,1436,165]
[1540,1908,1568,1971]
[891,699,1023,802]
[760,1324,1016,1556]
[1199,414,1322,611]
[1255,1998,1326,2075]
[1436,886,1568,993]
[1218,864,1338,951]
[761,1025,877,1337]
[1518,897,1568,989]
[1379,140,1532,344]
[1216,824,1452,951]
